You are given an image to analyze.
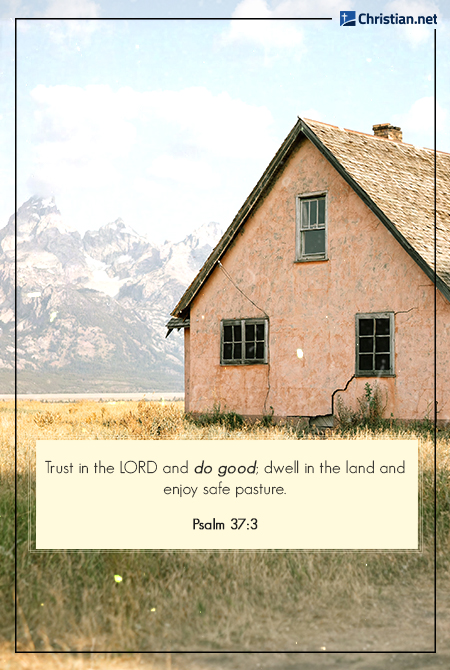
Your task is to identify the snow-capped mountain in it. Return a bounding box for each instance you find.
[0,196,222,392]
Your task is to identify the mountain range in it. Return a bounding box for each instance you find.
[0,196,222,393]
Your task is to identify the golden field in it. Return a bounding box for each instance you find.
[1,399,449,668]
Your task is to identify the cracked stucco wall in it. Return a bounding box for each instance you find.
[184,137,450,422]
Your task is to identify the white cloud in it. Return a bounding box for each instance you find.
[42,0,100,18]
[41,19,99,44]
[232,0,273,20]
[220,0,352,56]
[393,97,447,138]
[0,0,28,18]
[383,0,441,46]
[271,0,349,18]
[221,0,304,51]
[1,0,100,38]
[28,84,137,195]
[28,84,276,178]
[137,87,276,160]
[23,84,277,240]
[146,156,218,190]
[38,0,100,43]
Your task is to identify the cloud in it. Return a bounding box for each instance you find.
[270,0,349,18]
[220,0,304,51]
[24,84,278,239]
[42,0,100,18]
[0,1,25,18]
[28,84,137,194]
[0,0,40,21]
[132,86,276,160]
[28,84,276,176]
[383,0,441,46]
[393,97,447,139]
[146,156,218,190]
[219,0,351,57]
[1,0,100,36]
[38,0,101,43]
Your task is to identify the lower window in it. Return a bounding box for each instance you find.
[221,319,268,365]
[356,312,394,376]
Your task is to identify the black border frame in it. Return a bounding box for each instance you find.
[13,15,438,656]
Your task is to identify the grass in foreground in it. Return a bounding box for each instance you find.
[1,400,449,654]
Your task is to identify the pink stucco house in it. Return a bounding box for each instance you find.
[167,118,450,425]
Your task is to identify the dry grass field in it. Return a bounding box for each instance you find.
[1,399,450,668]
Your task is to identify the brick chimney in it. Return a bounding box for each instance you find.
[372,123,402,142]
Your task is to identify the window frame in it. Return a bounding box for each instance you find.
[355,312,395,377]
[295,191,328,262]
[220,318,269,366]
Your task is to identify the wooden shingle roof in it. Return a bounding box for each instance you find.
[304,119,450,294]
[170,117,450,322]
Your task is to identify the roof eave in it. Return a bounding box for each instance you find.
[165,317,191,338]
[171,117,306,318]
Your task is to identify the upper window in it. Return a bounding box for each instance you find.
[296,193,327,261]
[355,312,395,376]
[221,319,268,365]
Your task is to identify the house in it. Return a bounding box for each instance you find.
[166,118,450,425]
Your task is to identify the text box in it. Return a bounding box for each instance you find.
[36,439,419,550]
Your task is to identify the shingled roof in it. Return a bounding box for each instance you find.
[170,117,450,323]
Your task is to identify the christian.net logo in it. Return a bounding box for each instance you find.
[340,11,356,26]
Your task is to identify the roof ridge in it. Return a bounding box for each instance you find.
[302,117,449,155]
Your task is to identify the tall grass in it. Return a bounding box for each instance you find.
[1,400,449,654]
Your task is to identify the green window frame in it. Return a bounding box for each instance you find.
[221,318,268,365]
[355,312,395,376]
[296,192,327,261]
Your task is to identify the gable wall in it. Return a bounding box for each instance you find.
[186,137,450,422]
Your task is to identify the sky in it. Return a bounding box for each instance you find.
[1,0,449,244]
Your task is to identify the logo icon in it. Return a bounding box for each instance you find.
[340,11,356,26]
